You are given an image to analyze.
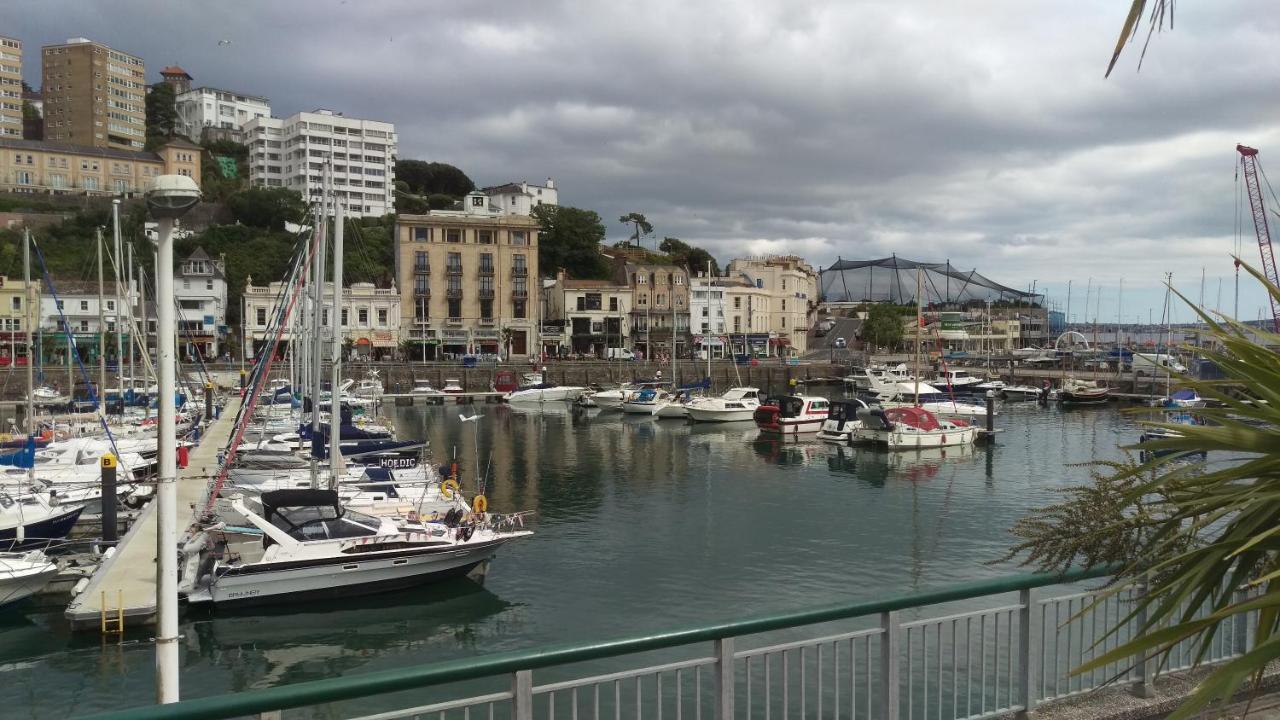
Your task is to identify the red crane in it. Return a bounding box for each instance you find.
[1237,144,1280,332]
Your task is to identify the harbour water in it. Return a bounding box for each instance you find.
[2,395,1147,718]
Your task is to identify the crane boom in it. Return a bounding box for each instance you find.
[1236,144,1280,332]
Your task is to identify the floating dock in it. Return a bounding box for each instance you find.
[64,394,241,631]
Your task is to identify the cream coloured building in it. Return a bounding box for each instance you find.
[725,256,818,353]
[0,137,201,196]
[542,270,632,357]
[242,280,401,361]
[42,38,146,150]
[397,191,539,359]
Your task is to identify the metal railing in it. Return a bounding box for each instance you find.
[79,568,1253,720]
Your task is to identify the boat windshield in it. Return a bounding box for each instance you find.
[270,505,383,542]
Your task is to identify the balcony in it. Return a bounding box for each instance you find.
[446,288,463,299]
[478,288,495,300]
[478,265,495,277]
[413,288,430,299]
[446,317,464,326]
[511,266,528,277]
[446,265,463,276]
[413,263,430,274]
[512,289,529,299]
[479,317,496,326]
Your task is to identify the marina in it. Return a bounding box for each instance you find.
[2,398,1169,717]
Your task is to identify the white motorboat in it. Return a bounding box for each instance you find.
[876,382,993,420]
[973,380,1041,399]
[685,387,761,423]
[32,386,68,407]
[931,369,984,390]
[504,371,586,403]
[817,398,872,444]
[442,378,464,394]
[410,379,442,396]
[853,406,978,450]
[752,395,830,437]
[0,550,58,607]
[621,388,672,415]
[184,490,531,607]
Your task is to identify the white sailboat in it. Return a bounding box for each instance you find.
[0,550,58,607]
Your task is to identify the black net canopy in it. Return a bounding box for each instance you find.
[819,256,1042,305]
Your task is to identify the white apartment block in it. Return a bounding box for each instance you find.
[0,36,22,138]
[543,271,632,357]
[39,279,139,336]
[176,86,270,142]
[482,178,558,216]
[690,275,730,358]
[242,280,401,361]
[243,109,396,217]
[176,248,228,359]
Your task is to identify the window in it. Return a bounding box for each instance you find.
[513,300,526,319]
[414,251,428,271]
[447,252,462,272]
[638,294,647,307]
[609,297,618,312]
[56,300,63,310]
[207,280,214,290]
[782,300,786,311]
[358,308,368,325]
[84,177,98,190]
[782,279,787,291]
[413,227,428,242]
[782,317,787,328]
[734,297,741,309]
[445,229,461,243]
[322,309,330,327]
[10,297,18,311]
[106,300,115,311]
[478,230,493,244]
[80,300,89,311]
[479,253,494,273]
[16,171,30,185]
[480,299,493,320]
[377,308,388,326]
[256,308,266,326]
[471,195,485,207]
[510,231,527,245]
[341,309,349,326]
[448,299,461,319]
[702,307,708,317]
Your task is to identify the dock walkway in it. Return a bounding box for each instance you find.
[65,395,241,630]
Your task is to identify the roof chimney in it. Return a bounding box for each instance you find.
[545,177,554,189]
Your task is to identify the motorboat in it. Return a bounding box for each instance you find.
[685,387,761,423]
[752,395,830,437]
[653,381,711,419]
[410,379,442,396]
[0,550,58,607]
[0,490,85,550]
[442,378,464,394]
[1164,389,1205,408]
[931,369,984,390]
[973,380,1042,400]
[843,365,917,394]
[184,490,532,607]
[817,398,872,444]
[852,406,978,450]
[1138,412,1207,463]
[876,382,993,420]
[590,382,663,410]
[505,377,587,403]
[351,371,385,401]
[621,388,670,415]
[32,386,68,407]
[1058,378,1110,405]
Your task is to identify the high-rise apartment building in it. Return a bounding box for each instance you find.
[242,109,396,217]
[41,38,146,150]
[0,36,22,138]
[397,191,539,359]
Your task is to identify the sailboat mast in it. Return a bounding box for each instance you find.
[23,229,34,444]
[308,206,327,489]
[97,227,106,411]
[329,196,344,484]
[127,242,135,397]
[112,200,125,408]
[706,260,712,382]
[913,268,922,406]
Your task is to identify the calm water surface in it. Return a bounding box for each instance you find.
[0,396,1147,718]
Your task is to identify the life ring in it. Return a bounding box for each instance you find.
[441,479,460,499]
[472,494,488,513]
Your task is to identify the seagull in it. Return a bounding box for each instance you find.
[217,39,233,46]
[459,413,483,423]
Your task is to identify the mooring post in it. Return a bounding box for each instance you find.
[100,453,118,544]
[985,390,995,441]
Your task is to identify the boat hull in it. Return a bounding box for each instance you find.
[0,505,84,550]
[191,541,507,608]
[0,560,58,608]
[621,401,660,415]
[686,407,755,423]
[506,387,585,403]
[855,426,978,450]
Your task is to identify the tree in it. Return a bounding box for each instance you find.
[145,83,179,150]
[200,139,249,201]
[226,187,307,231]
[859,303,905,350]
[1006,264,1280,719]
[619,212,653,247]
[395,160,474,197]
[659,236,719,275]
[1106,1,1173,77]
[533,205,609,280]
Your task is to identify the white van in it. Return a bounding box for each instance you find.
[1131,353,1187,376]
[605,348,636,360]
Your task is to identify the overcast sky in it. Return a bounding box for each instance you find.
[11,0,1280,325]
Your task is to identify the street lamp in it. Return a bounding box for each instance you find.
[145,174,200,706]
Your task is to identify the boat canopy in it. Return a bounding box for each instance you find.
[883,407,942,431]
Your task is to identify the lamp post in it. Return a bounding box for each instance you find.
[145,174,200,705]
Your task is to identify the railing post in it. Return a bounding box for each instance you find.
[715,637,735,720]
[1130,578,1156,699]
[881,610,900,720]
[512,669,533,720]
[1016,588,1039,719]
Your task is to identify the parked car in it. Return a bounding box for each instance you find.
[833,337,847,349]
[605,347,635,360]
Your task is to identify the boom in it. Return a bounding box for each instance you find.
[1237,144,1280,332]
